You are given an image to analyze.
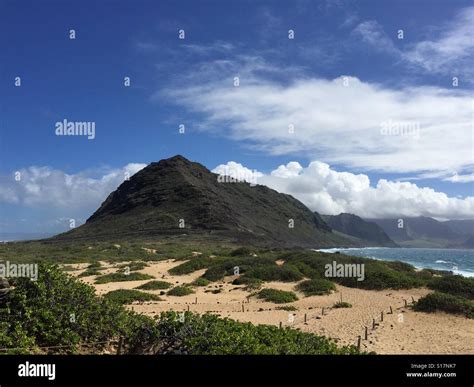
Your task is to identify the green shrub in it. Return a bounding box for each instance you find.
[168,258,213,275]
[413,292,473,318]
[142,311,361,355]
[428,276,474,300]
[95,272,154,284]
[230,247,253,256]
[296,279,336,296]
[257,289,298,304]
[78,267,102,277]
[117,261,149,272]
[136,280,172,290]
[275,305,298,311]
[191,278,211,287]
[0,264,131,353]
[245,265,303,282]
[232,276,263,290]
[333,301,352,308]
[104,289,162,305]
[167,286,195,297]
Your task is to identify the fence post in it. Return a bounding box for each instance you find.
[279,321,282,329]
[116,337,123,355]
[322,307,325,316]
[195,297,198,305]
[242,304,244,312]
[404,299,407,307]
[357,336,361,351]
[304,313,307,323]
[381,311,384,322]
[365,326,368,340]
[411,296,415,303]
[372,318,376,329]
[389,305,393,314]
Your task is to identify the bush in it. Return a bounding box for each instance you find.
[168,258,213,275]
[167,286,195,297]
[95,272,154,284]
[428,276,474,300]
[333,301,352,308]
[230,247,253,256]
[232,276,263,290]
[136,280,172,290]
[296,279,335,296]
[0,264,131,353]
[257,289,298,304]
[117,261,149,273]
[275,305,298,311]
[78,267,102,278]
[413,292,473,318]
[142,311,361,355]
[191,278,210,287]
[245,265,304,282]
[104,289,162,305]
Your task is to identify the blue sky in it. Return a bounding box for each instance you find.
[1,0,473,234]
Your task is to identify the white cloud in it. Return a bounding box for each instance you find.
[0,163,146,209]
[215,160,474,219]
[353,6,474,77]
[167,70,472,176]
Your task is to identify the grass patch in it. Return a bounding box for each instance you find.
[257,289,298,304]
[413,292,473,318]
[104,289,162,305]
[296,279,336,296]
[191,277,211,287]
[167,286,195,297]
[333,301,352,308]
[95,272,153,284]
[117,261,149,273]
[275,305,298,311]
[135,280,172,290]
[428,276,474,300]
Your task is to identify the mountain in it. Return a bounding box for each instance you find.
[322,213,397,247]
[442,219,474,236]
[366,217,471,248]
[53,155,357,248]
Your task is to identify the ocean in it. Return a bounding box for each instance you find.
[316,247,474,278]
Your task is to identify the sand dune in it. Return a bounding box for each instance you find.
[68,259,474,354]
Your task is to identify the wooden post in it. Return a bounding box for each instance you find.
[187,305,190,312]
[389,305,393,314]
[381,311,384,322]
[195,297,197,305]
[364,326,368,340]
[304,313,307,323]
[372,318,376,329]
[242,304,244,312]
[404,299,407,307]
[411,296,415,303]
[322,307,325,316]
[357,336,361,351]
[279,321,282,329]
[340,292,343,303]
[116,337,123,355]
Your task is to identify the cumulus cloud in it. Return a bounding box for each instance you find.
[214,160,474,219]
[0,163,146,209]
[167,69,472,176]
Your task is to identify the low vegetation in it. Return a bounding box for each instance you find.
[104,289,162,305]
[333,301,352,308]
[413,292,473,318]
[95,272,154,284]
[257,289,298,304]
[135,280,172,290]
[117,261,149,273]
[0,264,364,354]
[427,275,474,300]
[167,286,195,297]
[191,277,211,287]
[296,279,336,296]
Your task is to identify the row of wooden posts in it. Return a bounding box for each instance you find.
[356,296,416,350]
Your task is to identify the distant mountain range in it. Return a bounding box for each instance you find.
[53,155,357,248]
[322,213,397,247]
[365,217,474,249]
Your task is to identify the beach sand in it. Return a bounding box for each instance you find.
[68,259,474,355]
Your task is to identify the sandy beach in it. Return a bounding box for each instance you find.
[70,259,474,355]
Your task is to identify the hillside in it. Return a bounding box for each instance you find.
[322,213,397,247]
[53,155,356,248]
